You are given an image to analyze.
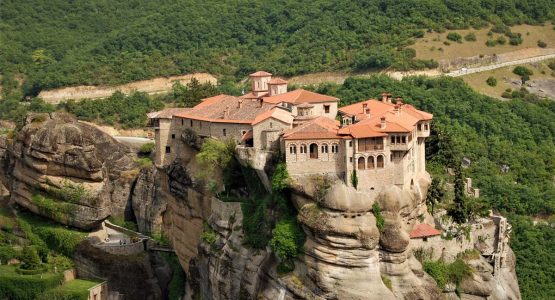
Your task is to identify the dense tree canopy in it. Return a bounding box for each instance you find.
[1,0,554,94]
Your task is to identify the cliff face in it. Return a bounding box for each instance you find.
[129,144,521,300]
[1,113,137,229]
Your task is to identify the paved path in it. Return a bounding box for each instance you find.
[446,53,555,77]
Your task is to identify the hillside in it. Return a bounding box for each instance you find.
[1,0,555,95]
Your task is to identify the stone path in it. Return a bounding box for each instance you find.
[446,53,555,77]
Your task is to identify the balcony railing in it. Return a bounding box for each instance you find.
[358,144,384,152]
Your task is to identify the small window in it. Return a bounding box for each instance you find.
[270,122,273,128]
[165,146,171,154]
[401,136,406,144]
[324,105,330,113]
[171,134,175,139]
[223,129,226,136]
[424,124,429,130]
[349,157,353,162]
[289,145,297,154]
[349,141,353,147]
[391,136,395,144]
[190,120,193,127]
[181,119,184,126]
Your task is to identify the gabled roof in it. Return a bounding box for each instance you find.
[263,89,339,104]
[174,94,275,124]
[147,108,192,119]
[283,116,342,140]
[252,107,294,126]
[249,71,272,77]
[410,224,441,239]
[268,78,288,85]
[338,98,433,135]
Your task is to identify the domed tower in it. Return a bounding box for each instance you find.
[250,71,272,97]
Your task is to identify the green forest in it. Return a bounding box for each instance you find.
[2,0,555,95]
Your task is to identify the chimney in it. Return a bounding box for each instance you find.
[380,117,386,129]
[394,104,401,116]
[238,99,243,109]
[362,103,368,113]
[381,92,388,102]
[387,93,392,103]
[365,108,371,115]
[395,97,402,104]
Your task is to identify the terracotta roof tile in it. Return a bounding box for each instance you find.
[147,108,192,119]
[410,224,441,239]
[174,95,275,124]
[283,116,341,140]
[249,71,272,77]
[268,78,288,85]
[252,107,294,125]
[263,89,339,104]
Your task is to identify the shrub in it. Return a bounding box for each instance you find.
[271,162,290,192]
[0,246,17,264]
[196,138,235,178]
[486,76,497,87]
[181,128,201,150]
[381,275,393,291]
[537,40,547,48]
[19,246,42,270]
[372,203,385,231]
[350,170,358,189]
[549,61,555,71]
[446,32,462,43]
[496,36,507,45]
[463,32,476,41]
[201,222,218,245]
[507,32,523,45]
[423,259,473,290]
[513,66,533,76]
[134,157,153,169]
[138,142,155,155]
[270,218,305,273]
[485,39,497,47]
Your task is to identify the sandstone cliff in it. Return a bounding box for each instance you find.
[128,139,521,300]
[0,113,138,229]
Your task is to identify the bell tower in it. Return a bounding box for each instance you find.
[250,71,272,97]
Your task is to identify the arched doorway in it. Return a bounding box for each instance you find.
[309,143,318,159]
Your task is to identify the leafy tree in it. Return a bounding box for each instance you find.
[269,218,305,272]
[272,162,290,192]
[426,177,445,214]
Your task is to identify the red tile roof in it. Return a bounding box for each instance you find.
[174,94,275,124]
[147,108,192,119]
[410,224,441,239]
[252,107,294,125]
[263,89,339,104]
[338,99,433,134]
[249,71,272,77]
[268,78,288,85]
[283,116,342,140]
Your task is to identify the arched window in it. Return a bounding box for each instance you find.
[300,144,307,154]
[289,144,297,154]
[223,128,227,136]
[331,143,339,153]
[321,144,328,153]
[368,156,375,169]
[309,143,318,159]
[377,155,384,168]
[357,157,366,170]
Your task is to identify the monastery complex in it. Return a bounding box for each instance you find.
[148,71,432,193]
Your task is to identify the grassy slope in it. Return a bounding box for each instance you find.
[412,22,555,61]
[461,60,555,98]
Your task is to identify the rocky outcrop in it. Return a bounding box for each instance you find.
[74,239,170,300]
[4,113,138,229]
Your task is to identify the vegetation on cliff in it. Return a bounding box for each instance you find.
[316,75,554,300]
[2,0,555,94]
